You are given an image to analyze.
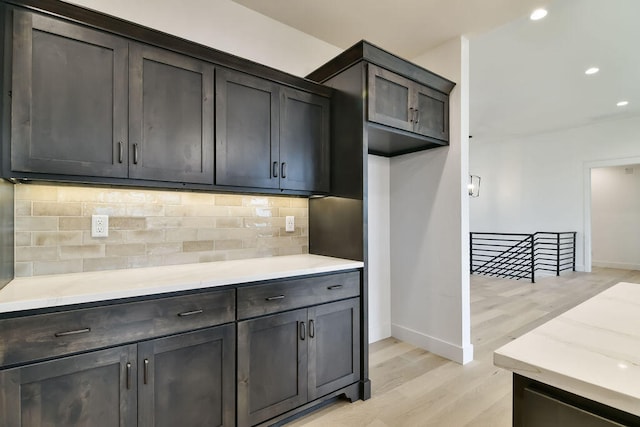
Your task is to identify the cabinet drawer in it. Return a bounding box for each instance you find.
[0,288,234,368]
[237,271,360,320]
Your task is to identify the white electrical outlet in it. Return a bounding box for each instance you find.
[285,216,295,232]
[91,214,109,237]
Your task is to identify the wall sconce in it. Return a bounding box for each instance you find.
[468,175,481,197]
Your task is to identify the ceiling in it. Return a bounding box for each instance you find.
[233,0,640,140]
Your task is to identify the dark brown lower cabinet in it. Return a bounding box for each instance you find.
[0,344,138,427]
[513,374,640,427]
[237,298,360,427]
[138,325,235,427]
[0,325,235,427]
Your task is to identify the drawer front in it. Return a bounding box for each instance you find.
[237,271,360,320]
[0,288,234,368]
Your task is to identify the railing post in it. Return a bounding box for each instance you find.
[469,232,473,274]
[530,234,535,283]
[572,232,576,272]
[556,233,561,276]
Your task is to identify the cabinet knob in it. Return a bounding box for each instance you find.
[300,321,306,340]
[126,362,132,390]
[177,309,204,317]
[143,358,149,385]
[133,143,139,164]
[309,319,315,338]
[118,141,124,163]
[54,327,91,337]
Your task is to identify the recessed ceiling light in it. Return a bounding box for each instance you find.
[530,8,548,20]
[617,101,629,107]
[585,67,599,75]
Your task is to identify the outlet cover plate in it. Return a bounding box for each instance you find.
[285,216,295,232]
[91,214,109,237]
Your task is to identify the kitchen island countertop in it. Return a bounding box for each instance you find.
[494,281,640,417]
[0,254,364,314]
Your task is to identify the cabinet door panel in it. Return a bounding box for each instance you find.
[0,345,137,427]
[367,64,413,133]
[413,85,449,141]
[138,325,235,427]
[11,10,128,177]
[280,88,330,192]
[129,43,214,184]
[308,298,360,400]
[216,69,279,189]
[237,309,307,427]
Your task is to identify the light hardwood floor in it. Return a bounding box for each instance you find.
[288,267,640,427]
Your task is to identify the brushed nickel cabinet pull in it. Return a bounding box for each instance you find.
[409,107,414,123]
[309,319,315,338]
[300,321,306,340]
[273,161,278,178]
[327,285,343,290]
[281,162,287,179]
[414,109,420,125]
[118,141,124,163]
[143,359,149,385]
[133,143,139,164]
[265,295,285,301]
[126,362,131,390]
[54,327,91,337]
[178,309,203,317]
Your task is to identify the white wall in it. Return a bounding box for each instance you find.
[591,165,640,270]
[388,37,473,364]
[470,116,640,272]
[64,0,340,77]
[367,155,391,343]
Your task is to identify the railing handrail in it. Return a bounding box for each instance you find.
[470,232,576,283]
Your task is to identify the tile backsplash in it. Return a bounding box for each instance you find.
[14,184,308,277]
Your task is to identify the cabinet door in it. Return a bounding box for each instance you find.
[0,344,137,427]
[216,68,279,189]
[280,88,330,193]
[138,325,235,427]
[308,298,360,400]
[11,10,128,177]
[367,64,414,133]
[413,84,449,141]
[237,309,307,427]
[129,43,214,184]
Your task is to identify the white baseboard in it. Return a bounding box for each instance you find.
[391,323,474,365]
[592,261,640,271]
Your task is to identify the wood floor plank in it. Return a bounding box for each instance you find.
[286,268,637,426]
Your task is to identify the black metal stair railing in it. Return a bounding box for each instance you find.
[470,232,576,283]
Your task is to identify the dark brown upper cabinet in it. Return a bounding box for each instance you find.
[369,64,449,142]
[11,9,129,178]
[215,68,280,190]
[216,68,330,193]
[308,40,455,157]
[4,2,331,195]
[280,87,330,193]
[129,43,214,184]
[10,9,214,185]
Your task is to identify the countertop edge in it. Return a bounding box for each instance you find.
[494,351,640,417]
[0,255,365,314]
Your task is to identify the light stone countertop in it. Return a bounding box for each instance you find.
[494,281,640,417]
[0,254,364,314]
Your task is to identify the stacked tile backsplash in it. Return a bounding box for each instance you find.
[14,184,308,277]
